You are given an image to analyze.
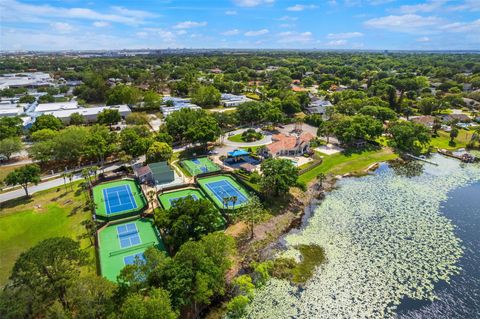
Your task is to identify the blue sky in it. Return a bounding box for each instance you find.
[0,0,479,51]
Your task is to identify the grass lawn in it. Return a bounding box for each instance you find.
[298,147,398,184]
[0,182,96,286]
[227,133,247,143]
[430,129,473,150]
[245,93,261,100]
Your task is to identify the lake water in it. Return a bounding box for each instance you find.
[397,181,480,318]
[243,155,480,318]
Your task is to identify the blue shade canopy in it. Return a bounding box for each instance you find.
[228,149,249,157]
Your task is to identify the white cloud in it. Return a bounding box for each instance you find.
[157,30,175,41]
[368,0,396,5]
[244,29,269,36]
[325,39,347,46]
[0,0,155,25]
[439,19,480,32]
[50,22,74,33]
[279,15,298,21]
[287,4,318,11]
[398,0,448,14]
[449,0,480,12]
[416,36,431,42]
[225,10,237,15]
[176,30,187,35]
[327,32,363,39]
[279,23,294,28]
[364,14,442,33]
[233,0,274,7]
[93,21,110,27]
[221,29,240,36]
[110,6,156,20]
[173,21,207,29]
[277,31,313,43]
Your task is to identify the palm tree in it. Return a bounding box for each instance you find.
[148,190,156,210]
[222,197,229,214]
[231,196,238,210]
[81,168,92,188]
[66,173,74,191]
[61,173,67,192]
[90,166,99,182]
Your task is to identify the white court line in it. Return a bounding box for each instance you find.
[125,184,137,209]
[103,188,112,214]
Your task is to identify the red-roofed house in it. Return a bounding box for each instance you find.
[262,132,314,157]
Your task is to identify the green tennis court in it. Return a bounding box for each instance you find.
[98,218,166,281]
[197,175,250,210]
[180,157,220,176]
[93,179,147,220]
[158,188,226,229]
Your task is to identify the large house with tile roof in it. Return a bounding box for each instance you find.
[262,132,315,157]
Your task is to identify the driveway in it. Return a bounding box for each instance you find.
[216,128,272,155]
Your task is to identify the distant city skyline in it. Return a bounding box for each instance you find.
[1,0,479,51]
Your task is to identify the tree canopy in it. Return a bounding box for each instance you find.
[260,158,299,197]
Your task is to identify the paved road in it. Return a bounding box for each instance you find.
[0,163,122,203]
[216,127,272,154]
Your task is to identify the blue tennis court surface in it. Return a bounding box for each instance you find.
[103,185,137,215]
[205,180,248,206]
[169,194,199,205]
[192,158,200,164]
[123,252,145,265]
[117,223,142,248]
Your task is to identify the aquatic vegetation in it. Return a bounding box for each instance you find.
[243,156,480,318]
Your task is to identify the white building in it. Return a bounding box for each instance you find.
[0,72,53,90]
[161,96,201,117]
[305,99,332,116]
[34,101,79,114]
[0,107,22,117]
[220,93,251,107]
[45,105,132,124]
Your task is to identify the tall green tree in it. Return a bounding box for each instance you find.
[0,137,23,160]
[8,238,88,314]
[238,195,265,239]
[106,84,141,105]
[154,197,220,253]
[186,115,221,147]
[119,125,153,157]
[236,101,265,125]
[332,115,383,145]
[0,117,23,140]
[4,164,41,197]
[260,158,298,197]
[97,109,121,128]
[388,121,431,155]
[30,114,64,133]
[191,85,221,108]
[69,112,86,125]
[146,142,173,163]
[84,125,118,167]
[119,288,178,319]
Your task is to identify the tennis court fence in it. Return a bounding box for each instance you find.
[109,241,156,257]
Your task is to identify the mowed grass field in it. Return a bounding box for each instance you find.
[298,148,398,184]
[0,182,96,286]
[430,129,474,150]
